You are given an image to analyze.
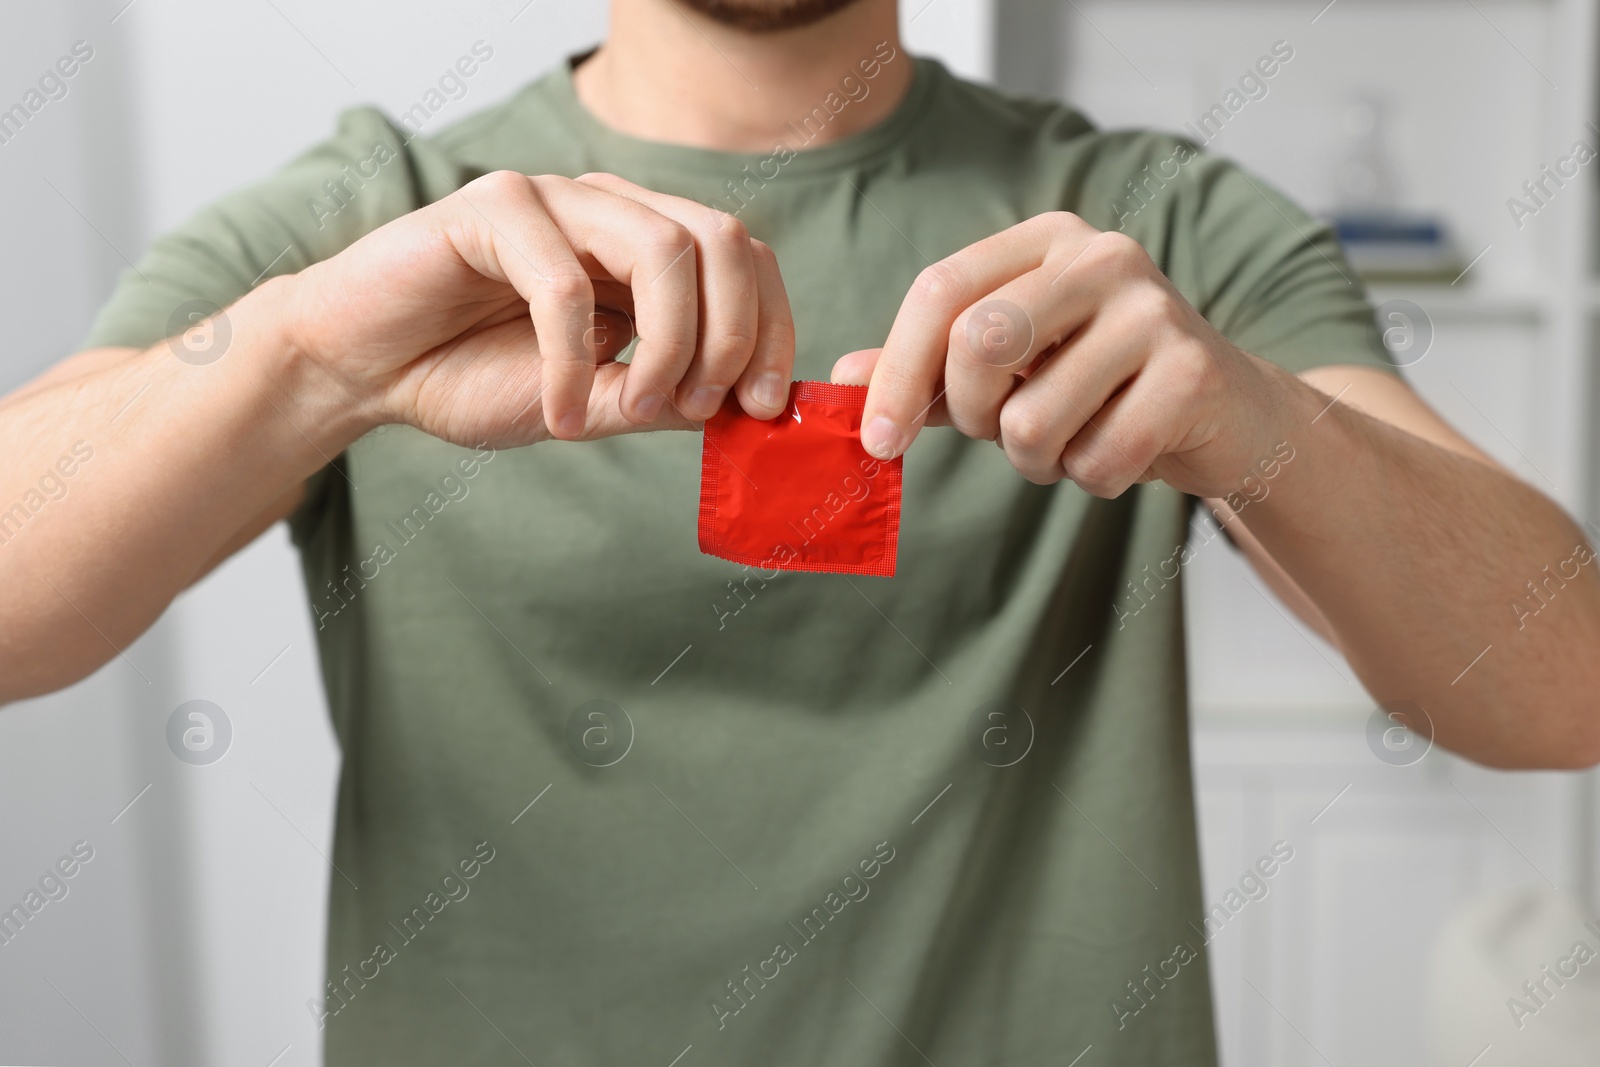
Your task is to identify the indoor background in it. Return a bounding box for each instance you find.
[2,1,1597,1064]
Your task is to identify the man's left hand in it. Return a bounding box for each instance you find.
[832,211,1293,499]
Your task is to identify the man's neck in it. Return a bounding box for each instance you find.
[574,0,911,153]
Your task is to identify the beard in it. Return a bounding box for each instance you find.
[676,0,868,32]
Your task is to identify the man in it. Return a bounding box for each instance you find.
[3,0,1597,1062]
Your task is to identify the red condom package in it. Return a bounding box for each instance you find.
[699,382,902,576]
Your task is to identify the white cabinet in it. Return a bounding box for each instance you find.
[1192,721,1588,1066]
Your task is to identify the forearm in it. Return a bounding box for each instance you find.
[0,277,374,701]
[1234,364,1600,768]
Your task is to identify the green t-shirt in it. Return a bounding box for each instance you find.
[86,53,1392,1067]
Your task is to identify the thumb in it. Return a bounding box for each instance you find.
[578,361,699,439]
[830,348,882,386]
[831,346,954,430]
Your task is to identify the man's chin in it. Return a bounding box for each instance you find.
[677,0,868,33]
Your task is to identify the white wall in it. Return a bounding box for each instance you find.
[1,6,172,1065]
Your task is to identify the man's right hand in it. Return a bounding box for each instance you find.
[284,170,796,447]
[0,170,795,701]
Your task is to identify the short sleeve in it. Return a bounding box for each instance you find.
[1182,153,1398,377]
[81,106,434,351]
[80,107,457,543]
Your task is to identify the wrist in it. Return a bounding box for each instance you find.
[1261,354,1330,447]
[1228,357,1366,526]
[241,272,385,448]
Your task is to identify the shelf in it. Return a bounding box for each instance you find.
[1365,282,1549,323]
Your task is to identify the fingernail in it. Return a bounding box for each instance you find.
[863,416,902,459]
[750,372,787,411]
[557,410,585,438]
[689,386,725,416]
[633,393,663,421]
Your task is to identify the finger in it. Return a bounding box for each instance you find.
[394,314,673,450]
[1056,374,1177,498]
[531,176,701,428]
[833,347,953,425]
[578,172,762,420]
[449,172,598,441]
[578,361,699,439]
[730,239,795,419]
[862,213,1101,459]
[993,316,1149,483]
[830,348,880,386]
[943,252,1123,441]
[942,230,1148,443]
[947,227,1163,445]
